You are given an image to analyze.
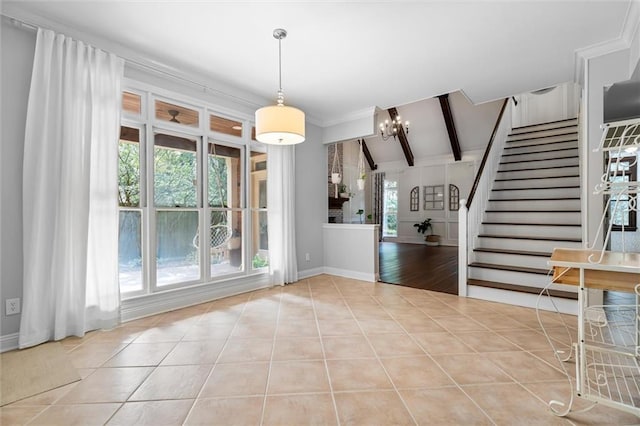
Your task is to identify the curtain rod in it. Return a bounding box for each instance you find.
[2,14,262,109]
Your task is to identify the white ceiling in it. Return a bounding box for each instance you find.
[1,0,633,127]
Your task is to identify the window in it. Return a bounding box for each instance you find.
[608,156,637,231]
[409,186,419,211]
[154,132,200,286]
[118,125,144,293]
[118,87,263,297]
[251,150,269,269]
[383,179,398,237]
[423,185,444,210]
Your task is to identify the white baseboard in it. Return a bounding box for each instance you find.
[322,267,377,283]
[121,274,271,322]
[297,267,324,280]
[468,285,578,315]
[1,332,19,353]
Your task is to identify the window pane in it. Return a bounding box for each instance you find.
[383,180,398,237]
[209,210,243,276]
[122,91,141,115]
[156,211,200,286]
[252,211,269,270]
[155,100,199,127]
[119,127,141,207]
[210,114,242,137]
[208,142,242,208]
[154,133,197,207]
[251,151,267,208]
[119,210,143,293]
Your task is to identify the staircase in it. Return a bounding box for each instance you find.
[467,118,581,302]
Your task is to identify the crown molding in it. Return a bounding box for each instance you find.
[574,0,640,83]
[321,106,377,128]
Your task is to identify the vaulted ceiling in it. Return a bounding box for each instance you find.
[2,0,633,130]
[1,2,637,319]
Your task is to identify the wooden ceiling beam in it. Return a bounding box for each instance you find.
[437,94,462,161]
[359,139,377,171]
[387,107,414,167]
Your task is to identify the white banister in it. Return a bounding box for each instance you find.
[458,101,513,296]
[458,200,468,297]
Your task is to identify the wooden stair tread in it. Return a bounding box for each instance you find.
[467,279,578,300]
[488,197,579,201]
[473,247,551,257]
[507,131,578,142]
[469,262,550,275]
[478,234,581,242]
[502,146,577,157]
[504,139,578,150]
[495,174,579,182]
[492,185,579,191]
[500,155,578,165]
[511,118,577,131]
[482,221,581,227]
[498,166,578,174]
[485,209,580,213]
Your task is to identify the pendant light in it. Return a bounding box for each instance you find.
[255,28,305,145]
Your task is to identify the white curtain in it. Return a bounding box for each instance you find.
[266,145,298,285]
[19,29,124,349]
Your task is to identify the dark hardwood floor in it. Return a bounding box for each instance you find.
[379,242,458,295]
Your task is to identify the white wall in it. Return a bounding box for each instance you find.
[0,19,35,338]
[511,82,580,127]
[295,123,326,276]
[378,155,479,246]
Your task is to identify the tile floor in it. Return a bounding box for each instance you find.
[2,275,640,425]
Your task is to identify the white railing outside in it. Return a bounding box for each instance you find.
[458,101,513,296]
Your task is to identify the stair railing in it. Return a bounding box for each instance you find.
[458,98,511,296]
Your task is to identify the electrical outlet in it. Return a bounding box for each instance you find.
[305,253,310,262]
[6,298,20,315]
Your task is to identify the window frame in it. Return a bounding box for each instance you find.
[118,79,265,299]
[608,155,637,232]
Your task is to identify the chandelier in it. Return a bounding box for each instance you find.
[255,29,305,145]
[379,115,409,141]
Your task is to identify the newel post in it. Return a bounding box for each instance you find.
[458,199,468,297]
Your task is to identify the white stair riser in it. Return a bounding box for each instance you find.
[504,140,578,155]
[491,187,580,199]
[508,126,578,141]
[481,224,581,239]
[484,211,581,223]
[502,148,578,163]
[510,119,578,135]
[499,157,578,171]
[492,176,580,189]
[496,166,579,180]
[505,134,578,148]
[475,236,582,252]
[487,199,580,210]
[473,251,550,269]
[468,267,551,287]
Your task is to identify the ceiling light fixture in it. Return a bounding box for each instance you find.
[255,28,305,145]
[168,109,180,123]
[379,115,409,141]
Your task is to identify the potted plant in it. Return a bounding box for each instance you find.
[413,218,440,246]
[356,209,364,224]
[339,184,349,198]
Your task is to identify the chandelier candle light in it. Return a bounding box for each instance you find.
[379,115,409,141]
[255,28,305,145]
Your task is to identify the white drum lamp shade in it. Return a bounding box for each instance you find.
[255,104,305,145]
